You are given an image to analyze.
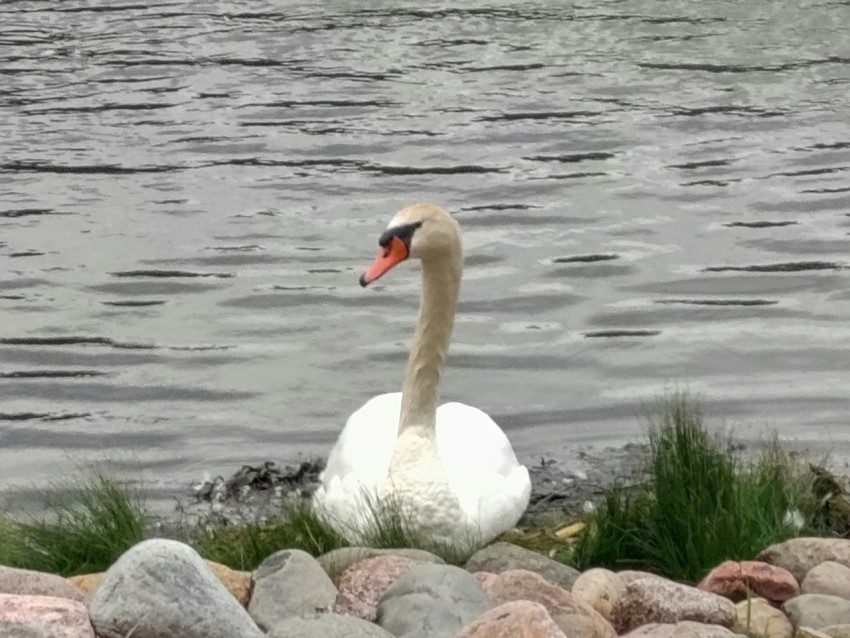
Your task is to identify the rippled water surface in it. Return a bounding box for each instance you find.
[2,0,849,504]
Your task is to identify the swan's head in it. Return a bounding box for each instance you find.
[360,203,461,287]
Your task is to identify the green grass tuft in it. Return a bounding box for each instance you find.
[572,395,821,582]
[0,473,146,576]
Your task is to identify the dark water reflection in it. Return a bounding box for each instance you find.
[1,0,849,507]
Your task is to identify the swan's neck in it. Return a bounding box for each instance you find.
[398,255,461,437]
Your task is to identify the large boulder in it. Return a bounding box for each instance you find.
[89,539,262,638]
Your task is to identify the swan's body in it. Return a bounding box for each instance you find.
[312,203,530,550]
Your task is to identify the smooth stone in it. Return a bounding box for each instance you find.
[456,600,568,638]
[801,562,850,600]
[0,593,94,638]
[318,547,444,584]
[481,569,615,638]
[334,556,420,621]
[571,568,626,622]
[612,576,737,634]
[783,594,850,630]
[89,538,262,638]
[821,625,850,638]
[376,563,490,637]
[732,597,793,638]
[621,620,737,637]
[266,612,395,638]
[249,548,337,631]
[0,567,88,604]
[465,542,580,590]
[758,538,850,583]
[698,560,800,602]
[68,560,250,605]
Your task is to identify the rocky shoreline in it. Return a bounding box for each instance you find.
[5,535,850,637]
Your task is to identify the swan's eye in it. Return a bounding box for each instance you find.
[378,220,423,249]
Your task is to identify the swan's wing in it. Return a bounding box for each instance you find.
[320,392,401,486]
[436,401,522,478]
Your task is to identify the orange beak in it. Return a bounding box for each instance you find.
[360,236,409,286]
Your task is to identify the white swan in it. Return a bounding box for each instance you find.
[312,203,531,550]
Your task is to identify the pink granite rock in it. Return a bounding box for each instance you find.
[481,569,615,638]
[0,567,88,603]
[456,600,567,638]
[0,593,94,638]
[333,555,419,621]
[697,560,799,602]
[613,576,737,634]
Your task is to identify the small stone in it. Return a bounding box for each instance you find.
[783,594,850,630]
[0,567,88,604]
[465,542,580,590]
[698,560,800,602]
[612,576,736,634]
[0,593,94,638]
[571,568,626,621]
[333,556,420,621]
[317,547,444,584]
[801,562,850,600]
[66,574,101,599]
[758,538,850,583]
[89,539,263,638]
[732,597,793,638]
[265,612,394,637]
[376,563,490,637]
[481,569,615,638]
[456,600,568,638]
[249,549,337,631]
[621,620,737,637]
[205,561,252,606]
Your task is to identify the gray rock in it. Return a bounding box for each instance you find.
[89,539,262,638]
[758,538,850,583]
[249,548,338,631]
[0,621,50,638]
[266,612,394,638]
[464,542,580,589]
[0,566,88,603]
[782,594,850,629]
[377,563,491,637]
[802,561,850,599]
[318,547,445,584]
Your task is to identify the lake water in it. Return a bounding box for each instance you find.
[1,0,849,509]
